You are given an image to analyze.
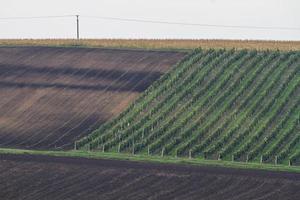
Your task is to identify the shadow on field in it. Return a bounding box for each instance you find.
[0,63,162,92]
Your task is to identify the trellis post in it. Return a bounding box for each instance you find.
[161,148,165,157]
[132,144,135,155]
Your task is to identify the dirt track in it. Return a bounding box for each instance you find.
[0,154,299,200]
[0,47,185,149]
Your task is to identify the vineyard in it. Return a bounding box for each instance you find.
[77,49,300,165]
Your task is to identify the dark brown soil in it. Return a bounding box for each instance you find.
[0,47,186,150]
[0,154,299,200]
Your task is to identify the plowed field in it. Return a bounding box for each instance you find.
[0,47,185,149]
[0,154,299,200]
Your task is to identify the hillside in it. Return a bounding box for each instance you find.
[77,49,300,165]
[0,46,185,149]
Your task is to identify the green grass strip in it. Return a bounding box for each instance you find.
[1,148,300,174]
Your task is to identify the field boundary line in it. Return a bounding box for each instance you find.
[0,148,300,174]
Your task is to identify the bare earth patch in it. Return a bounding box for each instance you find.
[0,154,299,200]
[0,46,185,149]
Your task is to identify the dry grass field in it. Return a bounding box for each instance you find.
[1,39,300,51]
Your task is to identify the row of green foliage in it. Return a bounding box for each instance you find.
[76,49,300,165]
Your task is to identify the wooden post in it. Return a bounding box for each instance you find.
[289,160,292,166]
[232,155,235,162]
[74,141,77,150]
[132,144,135,155]
[246,155,249,163]
[102,145,105,152]
[175,149,177,158]
[189,150,192,159]
[218,154,221,161]
[275,156,278,165]
[147,145,150,155]
[260,155,263,164]
[118,143,121,153]
[161,148,164,157]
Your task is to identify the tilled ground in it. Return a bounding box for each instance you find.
[0,47,185,149]
[0,154,299,200]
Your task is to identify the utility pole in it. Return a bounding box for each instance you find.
[76,15,79,40]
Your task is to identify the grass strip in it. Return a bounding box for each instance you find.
[0,148,300,174]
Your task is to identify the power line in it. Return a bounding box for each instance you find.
[0,14,300,31]
[0,15,75,20]
[82,15,300,31]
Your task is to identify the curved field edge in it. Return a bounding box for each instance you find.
[76,48,300,166]
[1,39,300,51]
[1,148,300,174]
